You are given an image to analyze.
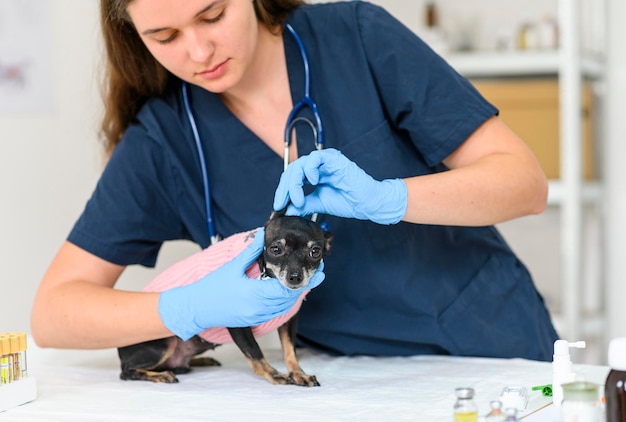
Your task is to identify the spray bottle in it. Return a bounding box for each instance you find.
[552,340,586,406]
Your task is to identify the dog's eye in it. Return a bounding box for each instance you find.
[309,246,322,259]
[269,245,283,256]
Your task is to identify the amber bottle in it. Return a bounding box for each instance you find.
[606,338,626,422]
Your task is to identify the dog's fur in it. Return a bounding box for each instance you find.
[117,211,333,386]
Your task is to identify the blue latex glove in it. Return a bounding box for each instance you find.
[274,148,408,225]
[158,228,325,341]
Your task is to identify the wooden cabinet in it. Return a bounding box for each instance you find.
[471,78,596,180]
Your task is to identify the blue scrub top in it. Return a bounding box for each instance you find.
[69,2,558,360]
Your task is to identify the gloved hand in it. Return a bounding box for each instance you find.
[158,228,326,341]
[274,148,408,225]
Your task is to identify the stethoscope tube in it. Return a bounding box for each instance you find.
[283,23,325,157]
[182,81,221,246]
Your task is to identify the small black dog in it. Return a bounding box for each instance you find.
[117,211,332,386]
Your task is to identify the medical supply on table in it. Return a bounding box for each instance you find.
[0,332,36,413]
[499,385,528,411]
[553,339,586,406]
[560,381,601,422]
[503,407,520,421]
[531,384,553,397]
[605,337,626,422]
[484,400,505,421]
[453,387,478,422]
[182,23,324,245]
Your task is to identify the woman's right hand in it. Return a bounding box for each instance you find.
[157,228,325,341]
[273,149,408,225]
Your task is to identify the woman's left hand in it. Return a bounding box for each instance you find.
[273,148,407,225]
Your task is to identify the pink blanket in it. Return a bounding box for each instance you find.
[143,229,308,344]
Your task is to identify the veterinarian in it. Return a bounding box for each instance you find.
[31,0,558,360]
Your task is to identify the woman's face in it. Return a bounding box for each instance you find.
[126,0,259,93]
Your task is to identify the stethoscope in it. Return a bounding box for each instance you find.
[182,23,324,246]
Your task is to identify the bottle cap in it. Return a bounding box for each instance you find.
[19,333,27,352]
[8,335,19,354]
[0,337,9,355]
[562,381,600,402]
[455,387,475,399]
[505,407,518,416]
[490,400,503,410]
[608,337,626,370]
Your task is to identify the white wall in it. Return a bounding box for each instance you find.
[1,0,624,363]
[1,1,102,334]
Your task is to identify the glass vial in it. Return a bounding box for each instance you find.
[454,387,478,422]
[561,381,600,422]
[485,400,505,422]
[606,337,626,422]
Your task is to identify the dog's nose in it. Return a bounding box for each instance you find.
[289,272,303,284]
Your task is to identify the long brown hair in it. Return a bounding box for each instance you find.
[99,0,306,157]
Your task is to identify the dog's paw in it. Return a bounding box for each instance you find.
[120,369,180,383]
[289,371,320,387]
[266,371,296,385]
[151,371,180,383]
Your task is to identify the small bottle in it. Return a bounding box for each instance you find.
[421,2,448,56]
[553,340,586,406]
[606,337,626,422]
[536,13,559,49]
[454,387,478,422]
[485,400,505,422]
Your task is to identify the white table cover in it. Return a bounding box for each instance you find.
[0,339,609,421]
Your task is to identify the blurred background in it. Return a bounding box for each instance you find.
[0,0,623,364]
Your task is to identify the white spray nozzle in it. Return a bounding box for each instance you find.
[554,340,586,356]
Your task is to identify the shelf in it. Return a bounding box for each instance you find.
[442,1,607,353]
[547,180,604,206]
[445,50,605,79]
[550,312,606,340]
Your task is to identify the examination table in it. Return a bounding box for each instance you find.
[0,338,609,421]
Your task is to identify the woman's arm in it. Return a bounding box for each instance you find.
[403,115,548,226]
[32,234,325,349]
[274,116,547,227]
[31,241,170,349]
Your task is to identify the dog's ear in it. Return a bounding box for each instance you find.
[269,205,288,221]
[323,231,333,256]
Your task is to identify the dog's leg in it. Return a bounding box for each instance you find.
[118,339,181,383]
[118,336,219,383]
[278,315,320,386]
[228,327,294,385]
[121,368,180,383]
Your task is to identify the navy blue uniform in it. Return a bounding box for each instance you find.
[69,2,558,360]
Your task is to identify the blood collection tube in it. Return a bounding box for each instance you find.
[0,337,9,384]
[8,334,21,381]
[2,335,14,383]
[18,332,28,378]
